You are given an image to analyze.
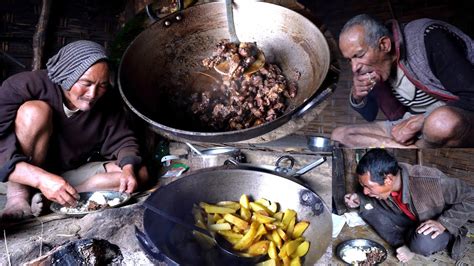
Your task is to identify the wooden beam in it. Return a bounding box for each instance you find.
[32,0,52,70]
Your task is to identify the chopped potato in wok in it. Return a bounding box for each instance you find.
[193,194,310,264]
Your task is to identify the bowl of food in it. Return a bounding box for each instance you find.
[336,238,387,265]
[50,191,131,216]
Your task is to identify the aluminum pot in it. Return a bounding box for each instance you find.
[118,1,333,143]
[136,164,332,265]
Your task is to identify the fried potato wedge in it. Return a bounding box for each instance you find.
[233,221,260,250]
[224,213,249,230]
[248,240,270,255]
[292,221,309,238]
[200,202,237,214]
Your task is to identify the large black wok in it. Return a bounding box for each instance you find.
[118,1,332,143]
[136,165,332,265]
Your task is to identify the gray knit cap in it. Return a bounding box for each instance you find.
[46,40,108,90]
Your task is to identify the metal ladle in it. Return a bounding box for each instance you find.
[143,202,264,262]
[185,142,203,155]
[214,0,265,76]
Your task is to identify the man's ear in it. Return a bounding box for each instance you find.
[378,36,392,53]
[384,174,394,185]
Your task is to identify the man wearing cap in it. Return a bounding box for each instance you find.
[344,149,474,262]
[0,40,149,220]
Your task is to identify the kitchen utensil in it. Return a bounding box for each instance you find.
[307,136,333,153]
[142,201,264,263]
[214,0,265,76]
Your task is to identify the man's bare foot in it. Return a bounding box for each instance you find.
[0,196,33,220]
[31,193,44,217]
[396,245,415,263]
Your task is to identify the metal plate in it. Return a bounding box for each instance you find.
[50,191,131,216]
[336,238,388,265]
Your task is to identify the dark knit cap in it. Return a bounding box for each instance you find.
[46,40,108,90]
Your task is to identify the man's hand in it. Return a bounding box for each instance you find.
[37,174,79,207]
[119,164,138,193]
[391,114,424,145]
[417,220,446,239]
[352,72,378,103]
[344,193,360,208]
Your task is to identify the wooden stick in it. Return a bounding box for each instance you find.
[4,230,11,266]
[32,0,52,70]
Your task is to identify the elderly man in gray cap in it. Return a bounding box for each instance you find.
[0,40,149,220]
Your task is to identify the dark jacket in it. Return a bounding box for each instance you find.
[0,70,142,182]
[352,18,474,121]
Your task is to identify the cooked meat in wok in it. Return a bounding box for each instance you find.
[189,40,298,131]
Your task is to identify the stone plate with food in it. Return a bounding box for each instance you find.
[336,238,387,265]
[50,191,131,216]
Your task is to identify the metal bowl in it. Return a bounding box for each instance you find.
[50,191,131,216]
[336,238,388,265]
[307,136,333,153]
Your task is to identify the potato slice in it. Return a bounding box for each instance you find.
[286,216,296,237]
[256,223,268,238]
[233,221,259,250]
[268,240,278,259]
[208,222,231,231]
[292,221,309,238]
[256,258,281,266]
[224,213,249,230]
[265,223,278,231]
[216,201,241,210]
[192,204,206,229]
[271,230,283,249]
[255,198,271,207]
[254,212,276,224]
[290,240,310,258]
[217,230,243,239]
[255,198,278,214]
[273,211,284,221]
[249,202,272,214]
[289,256,301,266]
[285,239,304,256]
[239,194,250,209]
[200,202,237,214]
[281,209,297,230]
[281,256,291,266]
[240,207,252,221]
[223,235,241,245]
[248,240,270,255]
[276,228,288,241]
[278,241,289,258]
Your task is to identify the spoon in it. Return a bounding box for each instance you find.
[185,142,203,156]
[214,0,265,76]
[143,202,264,262]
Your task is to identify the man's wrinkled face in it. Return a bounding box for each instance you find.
[339,25,394,82]
[358,172,392,200]
[64,61,109,111]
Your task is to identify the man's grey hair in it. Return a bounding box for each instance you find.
[340,14,392,48]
